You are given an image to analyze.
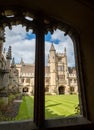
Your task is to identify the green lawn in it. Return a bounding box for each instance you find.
[45,95,79,119]
[15,96,34,120]
[15,95,79,120]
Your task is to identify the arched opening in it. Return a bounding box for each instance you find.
[0,23,35,121]
[44,28,80,119]
[58,86,65,95]
[0,8,88,129]
[23,87,29,92]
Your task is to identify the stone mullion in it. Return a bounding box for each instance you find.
[34,22,45,128]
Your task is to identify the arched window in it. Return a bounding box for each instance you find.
[0,9,89,130]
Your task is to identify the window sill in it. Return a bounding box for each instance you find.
[0,116,93,130]
[0,120,37,130]
[44,115,91,128]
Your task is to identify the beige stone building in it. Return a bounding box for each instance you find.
[16,44,78,95]
[0,45,19,94]
[0,36,19,104]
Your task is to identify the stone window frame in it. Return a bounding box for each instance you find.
[26,78,30,83]
[0,9,91,130]
[58,66,63,71]
[21,78,24,83]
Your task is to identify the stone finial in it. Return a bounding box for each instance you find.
[20,57,24,65]
[6,46,12,59]
[11,57,16,68]
[64,47,66,54]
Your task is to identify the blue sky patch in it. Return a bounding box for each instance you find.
[25,32,35,40]
[45,32,51,41]
[52,39,60,44]
[45,32,60,44]
[25,31,60,45]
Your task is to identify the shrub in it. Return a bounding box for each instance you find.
[74,104,80,114]
[8,94,16,104]
[0,99,5,110]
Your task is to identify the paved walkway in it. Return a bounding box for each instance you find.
[14,99,23,103]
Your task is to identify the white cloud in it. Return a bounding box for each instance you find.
[4,26,75,67]
[4,25,35,64]
[11,39,35,63]
[4,25,33,45]
[51,29,69,42]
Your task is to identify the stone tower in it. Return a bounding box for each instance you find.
[49,43,57,94]
[63,47,69,85]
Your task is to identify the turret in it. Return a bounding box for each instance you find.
[49,43,58,94]
[63,48,69,84]
[6,46,12,69]
[63,47,68,71]
[49,43,56,63]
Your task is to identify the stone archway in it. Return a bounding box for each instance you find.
[23,87,29,92]
[58,86,65,95]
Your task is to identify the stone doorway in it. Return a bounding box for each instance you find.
[58,86,65,95]
[23,87,29,92]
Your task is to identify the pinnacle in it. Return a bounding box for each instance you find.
[50,43,55,51]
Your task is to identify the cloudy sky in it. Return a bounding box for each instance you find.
[3,25,75,67]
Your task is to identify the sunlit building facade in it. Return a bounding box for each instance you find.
[16,44,78,95]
